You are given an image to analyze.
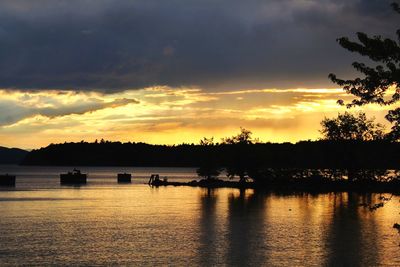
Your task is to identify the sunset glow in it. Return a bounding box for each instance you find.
[0,86,392,148]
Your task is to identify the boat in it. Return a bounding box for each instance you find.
[0,174,16,186]
[60,169,87,184]
[117,173,132,183]
[148,174,160,185]
[148,174,168,186]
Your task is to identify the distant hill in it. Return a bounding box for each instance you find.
[0,146,28,164]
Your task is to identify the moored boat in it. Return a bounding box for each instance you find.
[148,174,169,186]
[60,169,87,184]
[117,173,132,183]
[0,174,16,186]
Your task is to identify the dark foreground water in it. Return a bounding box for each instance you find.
[0,166,400,266]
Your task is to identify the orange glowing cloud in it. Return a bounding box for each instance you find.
[0,86,393,149]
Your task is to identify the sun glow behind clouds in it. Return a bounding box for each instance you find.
[0,86,392,149]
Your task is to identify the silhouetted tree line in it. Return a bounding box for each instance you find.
[21,128,400,185]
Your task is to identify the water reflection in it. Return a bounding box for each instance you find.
[198,188,219,266]
[325,193,379,266]
[197,190,390,266]
[226,189,267,266]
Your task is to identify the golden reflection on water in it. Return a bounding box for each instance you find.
[0,185,400,265]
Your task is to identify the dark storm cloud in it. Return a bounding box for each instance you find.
[0,0,397,92]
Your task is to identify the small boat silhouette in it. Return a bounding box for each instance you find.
[60,169,87,184]
[148,174,168,186]
[117,173,132,183]
[148,174,160,185]
[0,174,16,186]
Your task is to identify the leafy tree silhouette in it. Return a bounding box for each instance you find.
[329,2,400,140]
[222,127,256,145]
[221,128,257,183]
[196,137,222,180]
[320,112,385,141]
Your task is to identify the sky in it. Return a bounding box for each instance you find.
[0,0,398,149]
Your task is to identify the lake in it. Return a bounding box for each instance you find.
[0,165,399,266]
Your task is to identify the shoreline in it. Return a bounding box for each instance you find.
[150,178,400,194]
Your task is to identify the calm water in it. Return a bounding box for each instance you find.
[0,166,400,266]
